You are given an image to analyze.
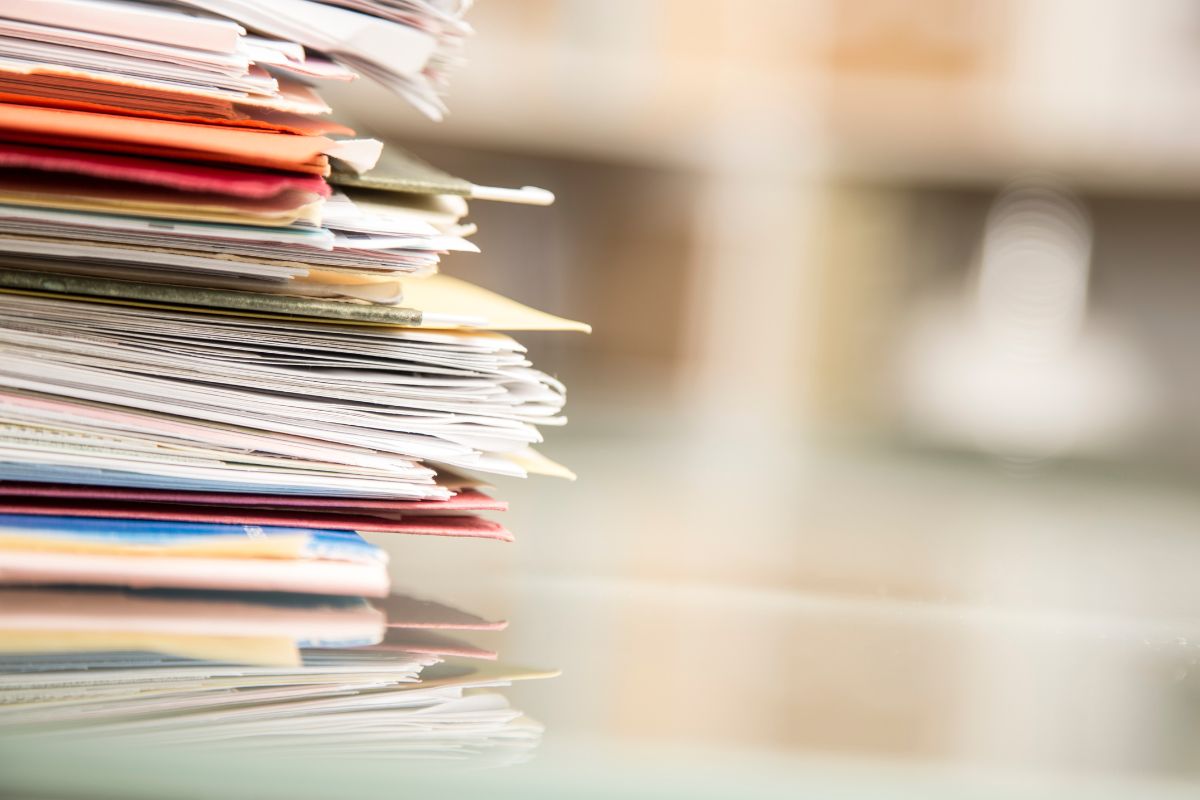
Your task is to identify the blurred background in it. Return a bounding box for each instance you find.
[324,0,1200,792]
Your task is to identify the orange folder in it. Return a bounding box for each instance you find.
[0,92,354,135]
[0,103,333,174]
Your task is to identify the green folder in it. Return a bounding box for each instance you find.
[331,146,554,205]
[330,147,474,196]
[0,268,423,325]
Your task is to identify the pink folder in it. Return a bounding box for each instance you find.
[0,483,507,513]
[0,500,514,542]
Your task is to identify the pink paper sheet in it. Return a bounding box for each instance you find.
[0,549,389,597]
[0,586,386,640]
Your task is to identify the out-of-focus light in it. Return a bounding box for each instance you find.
[977,178,1092,362]
[899,176,1157,461]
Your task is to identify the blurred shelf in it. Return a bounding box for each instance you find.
[824,76,1200,193]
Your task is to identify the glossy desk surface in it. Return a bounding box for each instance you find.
[4,435,1200,799]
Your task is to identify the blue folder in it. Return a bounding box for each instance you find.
[0,514,385,564]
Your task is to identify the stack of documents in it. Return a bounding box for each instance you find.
[0,0,588,598]
[0,586,553,763]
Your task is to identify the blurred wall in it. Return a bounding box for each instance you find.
[329,0,1200,477]
[342,0,1200,775]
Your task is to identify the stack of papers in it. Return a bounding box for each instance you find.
[0,586,553,763]
[0,0,588,599]
[173,0,473,120]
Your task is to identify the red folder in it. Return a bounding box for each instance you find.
[0,141,330,198]
[0,500,513,542]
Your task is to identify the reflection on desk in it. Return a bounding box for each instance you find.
[0,586,554,765]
